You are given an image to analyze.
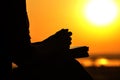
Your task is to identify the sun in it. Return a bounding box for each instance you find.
[84,0,118,25]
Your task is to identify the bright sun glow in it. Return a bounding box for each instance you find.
[85,0,118,25]
[95,58,109,67]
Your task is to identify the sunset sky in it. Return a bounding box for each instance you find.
[26,0,120,55]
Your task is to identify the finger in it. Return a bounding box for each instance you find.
[67,32,72,36]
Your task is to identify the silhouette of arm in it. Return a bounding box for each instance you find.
[12,0,31,65]
[31,29,89,61]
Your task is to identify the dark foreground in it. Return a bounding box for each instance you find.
[85,66,120,80]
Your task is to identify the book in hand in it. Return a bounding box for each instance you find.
[70,46,89,58]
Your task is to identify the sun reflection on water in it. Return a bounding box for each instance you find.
[94,58,109,67]
[76,57,120,67]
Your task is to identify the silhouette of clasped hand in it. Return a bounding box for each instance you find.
[31,29,72,61]
[13,29,93,80]
[27,29,93,80]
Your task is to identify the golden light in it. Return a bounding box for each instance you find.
[72,0,119,45]
[94,58,109,67]
[107,60,120,67]
[84,0,118,26]
[12,62,18,69]
[76,59,93,67]
[81,60,93,67]
[26,0,120,54]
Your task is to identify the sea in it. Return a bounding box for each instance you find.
[77,54,120,80]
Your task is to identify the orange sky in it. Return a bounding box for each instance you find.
[26,0,120,55]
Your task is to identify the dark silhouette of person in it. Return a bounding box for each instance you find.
[0,0,32,79]
[11,0,93,80]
